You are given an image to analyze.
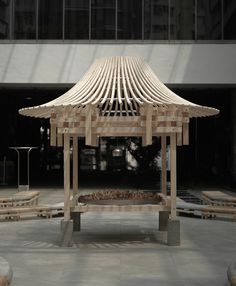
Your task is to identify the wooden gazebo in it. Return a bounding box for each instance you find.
[19,56,219,246]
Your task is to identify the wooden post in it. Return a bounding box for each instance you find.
[72,136,78,198]
[183,123,189,145]
[170,133,177,219]
[142,104,152,146]
[57,133,63,147]
[85,105,92,146]
[177,132,182,146]
[50,124,57,146]
[64,133,70,220]
[161,135,167,196]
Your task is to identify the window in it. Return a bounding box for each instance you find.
[170,0,195,40]
[38,0,63,39]
[14,0,36,39]
[2,0,235,41]
[0,0,10,39]
[224,0,236,39]
[91,0,116,39]
[197,0,222,40]
[65,0,89,39]
[117,0,142,39]
[144,0,169,40]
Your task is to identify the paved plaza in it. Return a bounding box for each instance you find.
[0,188,235,286]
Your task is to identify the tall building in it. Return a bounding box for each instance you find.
[0,0,236,188]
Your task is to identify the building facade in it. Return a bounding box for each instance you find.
[0,0,236,188]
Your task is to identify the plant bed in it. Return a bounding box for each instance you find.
[78,190,162,205]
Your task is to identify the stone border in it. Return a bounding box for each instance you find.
[0,257,13,286]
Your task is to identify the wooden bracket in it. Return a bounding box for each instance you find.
[85,105,92,146]
[50,124,57,146]
[177,132,182,146]
[183,122,189,145]
[57,132,63,147]
[142,104,153,146]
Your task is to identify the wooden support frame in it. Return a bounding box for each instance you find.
[18,56,220,248]
[170,133,177,219]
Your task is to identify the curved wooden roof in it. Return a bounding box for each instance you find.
[19,56,219,118]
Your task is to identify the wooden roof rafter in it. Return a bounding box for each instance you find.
[19,56,219,147]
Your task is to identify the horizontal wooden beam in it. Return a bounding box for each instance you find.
[73,204,170,213]
[57,126,182,136]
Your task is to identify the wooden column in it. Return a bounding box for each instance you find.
[170,133,177,219]
[183,123,189,145]
[57,133,63,147]
[161,135,167,196]
[64,133,70,220]
[142,105,152,146]
[145,104,153,146]
[72,136,78,198]
[50,124,57,146]
[85,105,92,146]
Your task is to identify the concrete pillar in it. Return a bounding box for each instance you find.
[167,219,180,246]
[71,212,81,231]
[61,219,73,247]
[159,211,169,231]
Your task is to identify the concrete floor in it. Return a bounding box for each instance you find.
[0,187,235,286]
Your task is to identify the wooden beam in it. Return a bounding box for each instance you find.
[161,135,167,196]
[170,133,177,219]
[72,136,78,198]
[145,104,153,146]
[50,124,57,146]
[64,133,70,220]
[142,105,152,146]
[91,135,99,147]
[183,123,189,145]
[85,105,92,146]
[177,132,182,146]
[57,132,63,147]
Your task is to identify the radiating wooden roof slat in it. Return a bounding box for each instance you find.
[19,56,219,118]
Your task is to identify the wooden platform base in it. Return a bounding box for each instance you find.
[0,204,64,221]
[73,203,170,213]
[201,191,236,207]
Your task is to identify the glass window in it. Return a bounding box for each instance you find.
[65,0,89,39]
[0,0,10,39]
[170,0,195,40]
[38,0,63,39]
[224,0,236,39]
[117,0,142,39]
[91,0,116,39]
[197,0,222,40]
[144,0,169,40]
[14,0,36,39]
